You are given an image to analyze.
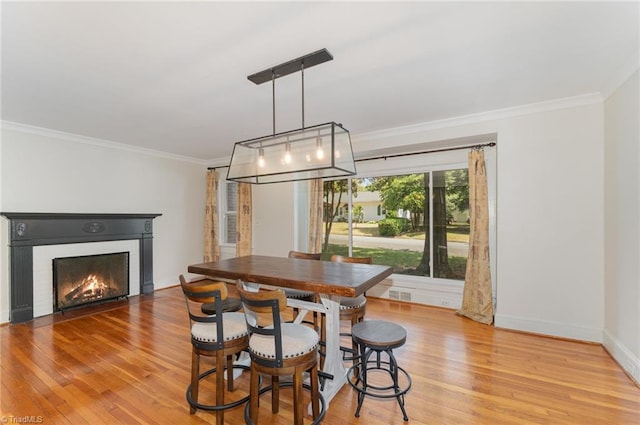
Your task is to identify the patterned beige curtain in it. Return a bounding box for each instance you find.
[457,148,494,324]
[236,183,252,257]
[203,170,220,262]
[308,179,324,253]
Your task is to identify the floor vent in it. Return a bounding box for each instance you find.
[389,290,411,301]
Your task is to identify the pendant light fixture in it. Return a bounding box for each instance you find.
[227,48,356,184]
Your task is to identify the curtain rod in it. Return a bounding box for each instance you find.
[354,141,496,163]
[208,141,496,170]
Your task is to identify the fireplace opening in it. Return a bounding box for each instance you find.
[53,252,129,312]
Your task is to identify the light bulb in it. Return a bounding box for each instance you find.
[284,143,292,164]
[316,138,324,160]
[257,148,266,168]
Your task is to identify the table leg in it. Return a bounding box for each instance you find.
[318,294,347,405]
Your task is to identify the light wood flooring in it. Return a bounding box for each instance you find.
[1,285,638,424]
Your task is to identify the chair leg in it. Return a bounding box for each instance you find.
[310,365,320,419]
[271,375,279,413]
[190,349,199,414]
[293,368,304,425]
[215,350,225,425]
[249,363,260,424]
[226,354,234,392]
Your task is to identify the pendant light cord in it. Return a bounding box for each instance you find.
[301,63,305,129]
[272,72,276,135]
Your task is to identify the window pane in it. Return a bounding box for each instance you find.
[227,182,237,211]
[321,170,469,281]
[432,169,469,279]
[226,213,237,244]
[321,179,351,259]
[224,182,238,244]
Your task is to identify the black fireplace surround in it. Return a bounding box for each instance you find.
[1,212,161,324]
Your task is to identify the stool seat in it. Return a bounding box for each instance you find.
[283,288,316,300]
[351,320,406,350]
[201,297,243,315]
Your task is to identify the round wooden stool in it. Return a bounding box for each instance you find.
[347,320,411,421]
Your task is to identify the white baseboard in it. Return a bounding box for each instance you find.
[494,313,603,343]
[1,308,9,325]
[603,329,640,385]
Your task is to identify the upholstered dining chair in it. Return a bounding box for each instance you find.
[179,275,250,425]
[323,255,372,366]
[236,282,324,425]
[285,250,321,325]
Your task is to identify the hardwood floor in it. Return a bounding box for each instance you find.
[1,285,638,424]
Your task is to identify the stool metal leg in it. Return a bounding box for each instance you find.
[354,347,376,418]
[387,348,409,421]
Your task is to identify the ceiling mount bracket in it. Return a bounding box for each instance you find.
[247,48,333,85]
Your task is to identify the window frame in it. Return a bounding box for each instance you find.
[325,148,474,287]
[341,168,468,284]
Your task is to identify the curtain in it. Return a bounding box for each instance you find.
[457,148,494,324]
[203,170,220,262]
[236,182,252,257]
[308,179,324,254]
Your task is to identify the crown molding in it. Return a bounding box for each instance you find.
[1,120,209,165]
[207,156,232,169]
[352,92,603,144]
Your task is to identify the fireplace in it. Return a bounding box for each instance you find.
[53,252,130,311]
[1,212,161,324]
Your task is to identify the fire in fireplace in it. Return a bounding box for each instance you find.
[53,252,129,311]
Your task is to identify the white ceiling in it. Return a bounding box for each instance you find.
[2,1,638,161]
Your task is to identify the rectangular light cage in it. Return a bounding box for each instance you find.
[226,122,356,184]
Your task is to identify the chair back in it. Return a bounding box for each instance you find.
[236,281,289,367]
[288,250,322,260]
[330,255,372,264]
[179,274,228,349]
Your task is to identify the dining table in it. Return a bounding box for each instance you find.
[188,254,393,406]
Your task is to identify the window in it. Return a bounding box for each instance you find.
[322,168,470,281]
[222,181,237,244]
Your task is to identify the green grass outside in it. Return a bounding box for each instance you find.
[321,243,467,281]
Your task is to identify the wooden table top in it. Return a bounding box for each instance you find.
[188,255,393,297]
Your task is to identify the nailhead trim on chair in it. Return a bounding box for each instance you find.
[249,323,319,359]
[339,294,367,310]
[191,313,249,342]
[284,288,316,299]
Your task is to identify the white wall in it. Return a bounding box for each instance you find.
[0,124,207,322]
[252,181,296,258]
[603,69,640,384]
[494,103,605,342]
